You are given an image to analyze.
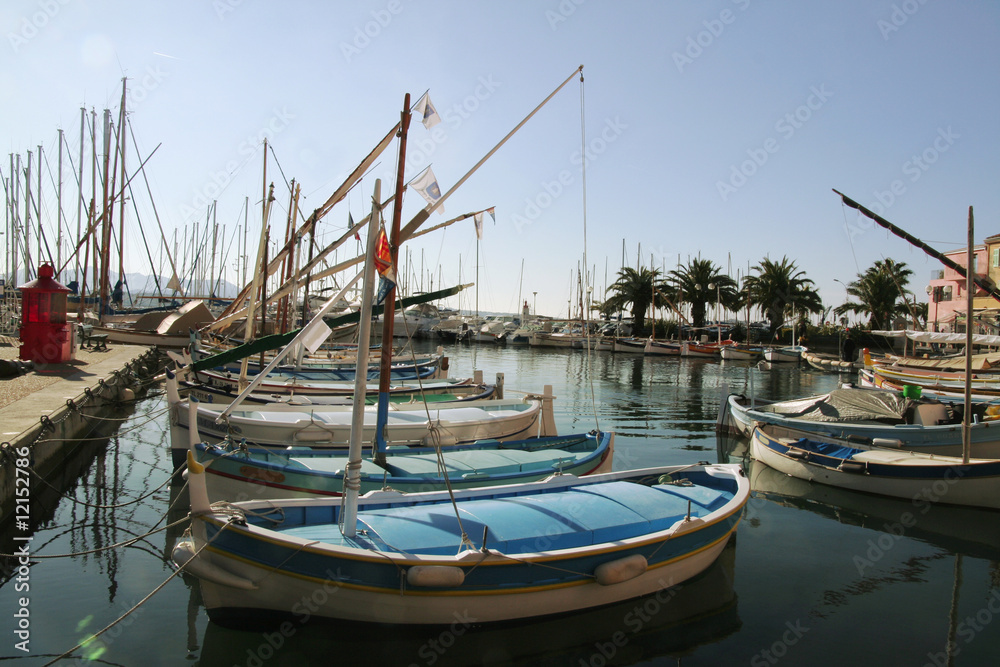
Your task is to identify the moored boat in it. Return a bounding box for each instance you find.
[723,387,1000,458]
[750,423,1000,510]
[193,430,615,500]
[172,455,749,626]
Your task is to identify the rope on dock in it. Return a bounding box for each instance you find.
[25,462,176,511]
[0,515,189,559]
[40,517,241,667]
[28,405,170,446]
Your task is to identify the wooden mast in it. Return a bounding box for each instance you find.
[374,94,412,462]
[963,207,973,464]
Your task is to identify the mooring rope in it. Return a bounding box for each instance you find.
[40,517,240,667]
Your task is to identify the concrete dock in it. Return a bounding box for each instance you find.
[0,342,165,523]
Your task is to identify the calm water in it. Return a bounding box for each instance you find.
[3,341,1000,666]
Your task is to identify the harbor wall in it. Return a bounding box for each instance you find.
[0,347,166,524]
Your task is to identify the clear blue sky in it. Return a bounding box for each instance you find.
[4,0,999,320]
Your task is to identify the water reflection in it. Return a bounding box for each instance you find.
[749,460,1000,561]
[196,538,740,667]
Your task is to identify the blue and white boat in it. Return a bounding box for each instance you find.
[750,423,1000,510]
[192,430,615,500]
[173,454,749,625]
[723,387,1000,458]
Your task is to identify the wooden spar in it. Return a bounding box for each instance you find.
[398,65,585,247]
[213,121,400,326]
[207,66,584,335]
[376,94,412,458]
[281,209,483,290]
[964,207,973,464]
[204,193,392,334]
[833,189,1000,304]
[238,179,275,389]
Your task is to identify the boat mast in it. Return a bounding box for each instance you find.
[375,94,412,462]
[56,128,63,271]
[342,178,383,538]
[963,207,973,464]
[117,78,127,306]
[76,107,84,284]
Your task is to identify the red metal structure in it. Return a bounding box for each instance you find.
[19,263,75,364]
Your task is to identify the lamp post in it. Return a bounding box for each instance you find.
[533,291,537,317]
[708,282,720,344]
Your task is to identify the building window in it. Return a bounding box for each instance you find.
[993,248,1000,267]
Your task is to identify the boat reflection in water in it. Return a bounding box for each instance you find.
[196,538,740,666]
[749,460,1000,561]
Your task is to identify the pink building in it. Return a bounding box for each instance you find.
[925,235,997,333]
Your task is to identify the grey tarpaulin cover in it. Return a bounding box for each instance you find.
[755,388,914,424]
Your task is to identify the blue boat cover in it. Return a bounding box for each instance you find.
[277,480,732,556]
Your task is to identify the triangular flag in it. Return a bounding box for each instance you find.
[348,211,361,241]
[410,166,444,214]
[413,92,441,129]
[486,206,496,223]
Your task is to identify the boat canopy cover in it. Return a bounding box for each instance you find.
[756,388,912,424]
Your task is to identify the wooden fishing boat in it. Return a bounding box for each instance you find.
[172,455,749,626]
[166,375,555,468]
[173,80,752,630]
[192,430,614,501]
[612,337,646,354]
[750,423,1000,510]
[723,387,1000,458]
[763,345,805,363]
[719,344,764,362]
[644,339,681,356]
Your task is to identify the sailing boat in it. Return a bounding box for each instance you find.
[751,205,1000,509]
[172,80,750,628]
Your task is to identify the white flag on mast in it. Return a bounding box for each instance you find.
[413,92,441,129]
[410,166,444,214]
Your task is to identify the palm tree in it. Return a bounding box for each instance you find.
[742,256,823,338]
[834,258,914,330]
[664,258,738,328]
[604,267,659,332]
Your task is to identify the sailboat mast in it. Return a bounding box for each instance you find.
[76,107,84,284]
[963,207,973,464]
[375,94,412,458]
[117,78,127,304]
[56,128,63,271]
[343,178,383,538]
